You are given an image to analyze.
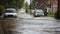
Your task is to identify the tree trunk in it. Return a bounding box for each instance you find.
[55,0,60,19]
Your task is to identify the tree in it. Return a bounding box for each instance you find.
[55,0,60,19]
[0,0,24,8]
[7,0,24,8]
[19,0,24,8]
[0,0,24,14]
[25,2,29,13]
[30,0,35,9]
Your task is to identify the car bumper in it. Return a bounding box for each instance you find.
[4,15,17,17]
[34,14,44,17]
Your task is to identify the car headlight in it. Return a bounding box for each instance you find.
[14,14,17,16]
[35,14,37,15]
[43,14,44,15]
[4,14,7,16]
[13,15,16,16]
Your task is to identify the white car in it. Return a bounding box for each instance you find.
[34,10,44,17]
[4,8,17,18]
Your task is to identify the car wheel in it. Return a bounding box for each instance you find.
[4,16,7,18]
[14,16,17,18]
[34,15,37,17]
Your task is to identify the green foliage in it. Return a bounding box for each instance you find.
[55,8,60,19]
[55,0,60,19]
[0,0,24,14]
[0,0,6,5]
[7,0,24,8]
[0,6,5,15]
[30,0,35,9]
[0,0,24,8]
[48,13,54,17]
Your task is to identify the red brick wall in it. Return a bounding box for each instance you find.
[47,0,58,7]
[35,0,58,10]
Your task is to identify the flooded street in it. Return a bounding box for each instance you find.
[0,17,60,34]
[0,0,60,34]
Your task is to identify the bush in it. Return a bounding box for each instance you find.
[0,6,5,15]
[47,12,55,17]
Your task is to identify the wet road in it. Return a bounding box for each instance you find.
[0,18,60,34]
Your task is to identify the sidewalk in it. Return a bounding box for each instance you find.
[33,17,55,19]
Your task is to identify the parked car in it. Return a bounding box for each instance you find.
[4,8,17,18]
[34,9,44,17]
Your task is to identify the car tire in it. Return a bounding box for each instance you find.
[14,16,17,18]
[34,15,37,17]
[4,16,7,18]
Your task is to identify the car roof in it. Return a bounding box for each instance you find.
[6,8,16,10]
[36,9,42,10]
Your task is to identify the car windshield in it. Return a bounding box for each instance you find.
[5,10,16,13]
[36,10,43,13]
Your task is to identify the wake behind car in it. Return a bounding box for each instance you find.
[4,8,17,18]
[19,8,26,14]
[34,9,44,17]
[30,10,35,15]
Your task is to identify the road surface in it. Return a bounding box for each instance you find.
[0,13,60,34]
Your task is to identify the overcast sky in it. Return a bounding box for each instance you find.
[24,0,30,5]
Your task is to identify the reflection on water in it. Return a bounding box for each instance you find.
[0,18,60,34]
[56,19,60,23]
[0,18,18,34]
[4,30,22,34]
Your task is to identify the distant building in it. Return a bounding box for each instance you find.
[47,0,58,13]
[33,0,58,13]
[34,0,47,9]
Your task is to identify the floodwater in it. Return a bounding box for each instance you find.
[0,18,60,34]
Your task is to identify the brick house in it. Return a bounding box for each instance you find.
[47,0,58,13]
[33,0,58,13]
